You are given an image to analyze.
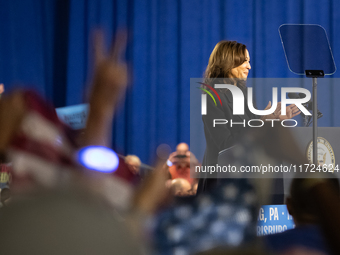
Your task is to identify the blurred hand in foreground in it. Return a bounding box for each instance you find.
[0,84,4,95]
[83,30,128,147]
[132,161,172,215]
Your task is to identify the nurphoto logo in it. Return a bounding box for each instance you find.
[200,83,311,128]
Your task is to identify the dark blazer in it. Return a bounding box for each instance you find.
[202,86,257,167]
[198,86,257,193]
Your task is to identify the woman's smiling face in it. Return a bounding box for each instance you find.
[231,49,251,79]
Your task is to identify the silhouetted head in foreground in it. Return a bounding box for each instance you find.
[0,189,144,255]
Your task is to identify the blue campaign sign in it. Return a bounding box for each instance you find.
[55,104,89,130]
[257,204,295,236]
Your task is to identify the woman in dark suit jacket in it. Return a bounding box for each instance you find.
[198,41,300,193]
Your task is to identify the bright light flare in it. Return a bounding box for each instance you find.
[77,146,119,173]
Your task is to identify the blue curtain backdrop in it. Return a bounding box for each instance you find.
[0,0,340,164]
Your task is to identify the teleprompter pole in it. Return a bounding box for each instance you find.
[306,70,324,165]
[312,77,317,165]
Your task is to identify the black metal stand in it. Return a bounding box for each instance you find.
[312,77,318,165]
[306,70,324,165]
